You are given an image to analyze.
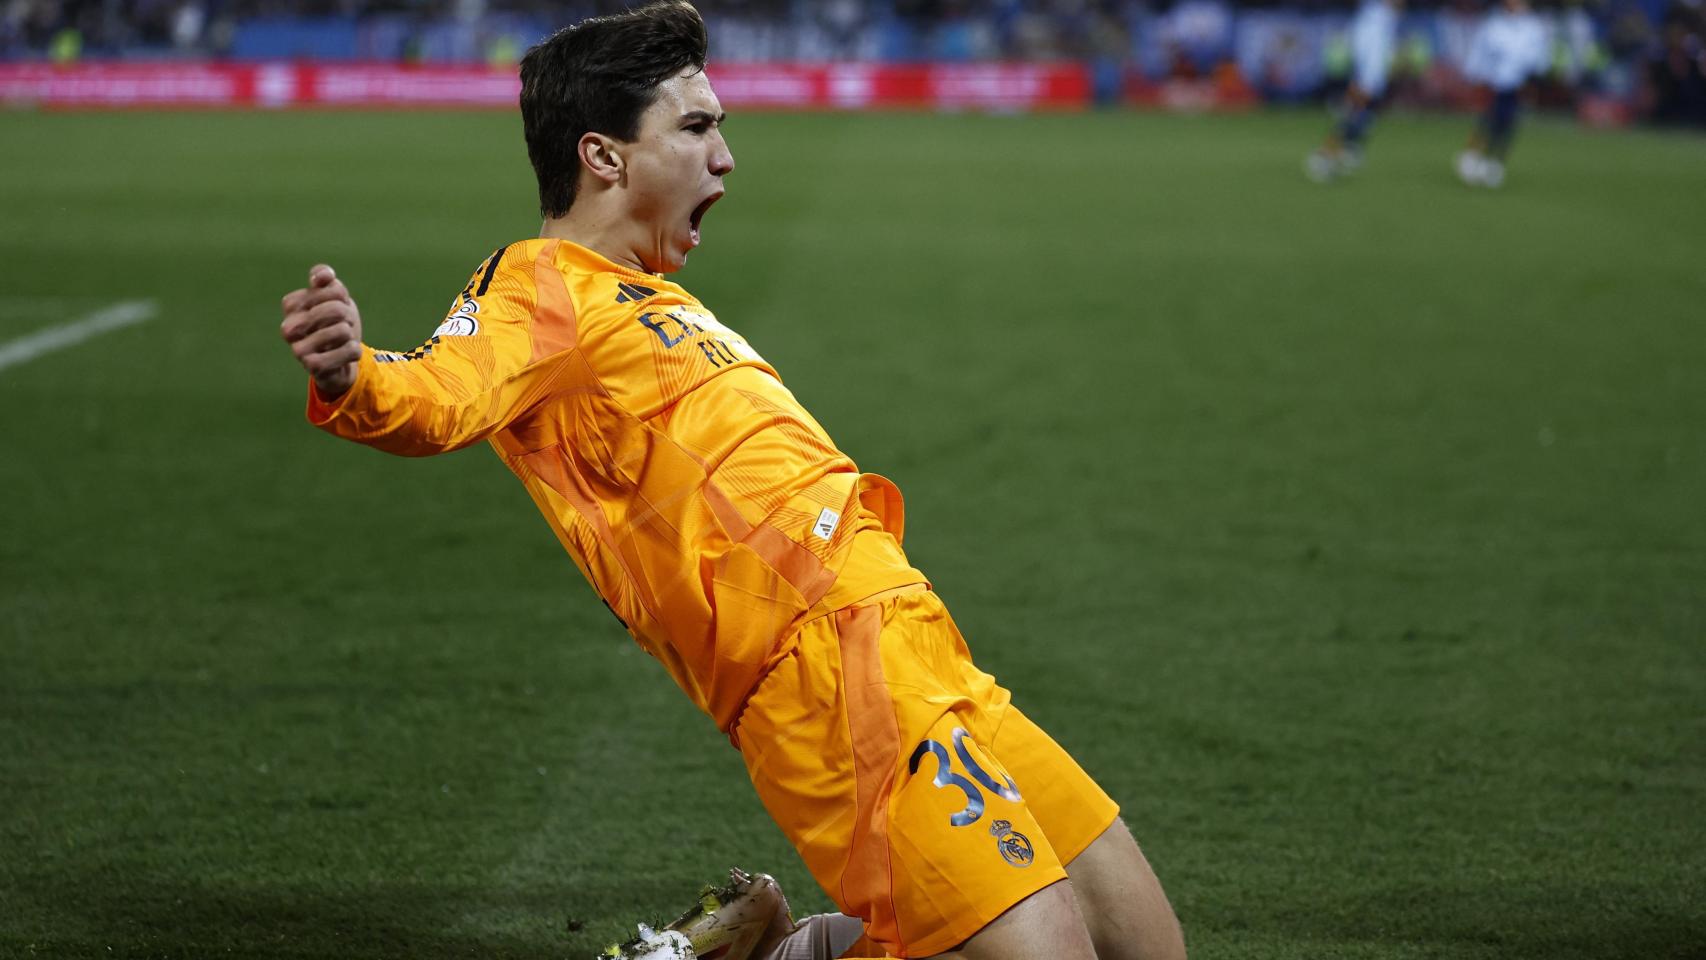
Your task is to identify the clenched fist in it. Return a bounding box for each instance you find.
[280,264,363,398]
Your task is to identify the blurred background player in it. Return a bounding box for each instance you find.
[1306,0,1404,182]
[1456,0,1552,187]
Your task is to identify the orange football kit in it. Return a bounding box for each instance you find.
[307,239,1120,957]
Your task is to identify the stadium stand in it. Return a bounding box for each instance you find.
[1,0,1701,125]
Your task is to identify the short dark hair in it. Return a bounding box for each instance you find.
[519,1,709,219]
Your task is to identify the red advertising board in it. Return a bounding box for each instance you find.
[0,62,1092,111]
[706,63,1091,112]
[0,63,257,107]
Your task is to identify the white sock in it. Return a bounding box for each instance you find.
[763,912,866,960]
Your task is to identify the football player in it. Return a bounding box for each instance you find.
[279,4,1184,957]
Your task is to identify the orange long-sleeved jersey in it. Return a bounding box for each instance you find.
[308,239,925,730]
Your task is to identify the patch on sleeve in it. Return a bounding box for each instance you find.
[433,297,481,338]
[379,248,504,363]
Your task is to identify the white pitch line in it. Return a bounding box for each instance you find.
[0,300,158,373]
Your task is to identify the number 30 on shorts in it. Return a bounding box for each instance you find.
[907,727,1023,827]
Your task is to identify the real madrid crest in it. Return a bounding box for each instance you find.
[988,819,1035,868]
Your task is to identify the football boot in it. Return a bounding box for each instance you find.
[661,868,796,960]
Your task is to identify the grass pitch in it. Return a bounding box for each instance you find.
[1,107,1703,959]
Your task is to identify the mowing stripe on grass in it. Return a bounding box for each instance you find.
[0,300,158,373]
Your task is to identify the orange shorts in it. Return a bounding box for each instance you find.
[732,587,1120,958]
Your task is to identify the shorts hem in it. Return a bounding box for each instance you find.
[1057,804,1123,867]
[892,864,1069,958]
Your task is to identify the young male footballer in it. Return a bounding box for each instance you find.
[278,3,1184,957]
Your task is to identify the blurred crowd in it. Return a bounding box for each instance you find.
[4,0,1703,125]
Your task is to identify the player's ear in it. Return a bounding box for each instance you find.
[578,132,624,186]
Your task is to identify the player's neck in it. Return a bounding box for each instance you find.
[540,200,655,276]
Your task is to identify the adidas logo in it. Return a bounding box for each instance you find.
[614,282,658,304]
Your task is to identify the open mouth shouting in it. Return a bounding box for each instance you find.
[688,190,722,248]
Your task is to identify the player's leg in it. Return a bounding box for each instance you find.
[1477,88,1519,186]
[1470,83,1496,154]
[919,601,1184,960]
[1064,821,1186,960]
[1308,87,1355,181]
[1485,89,1519,160]
[896,786,1181,960]
[734,590,1099,959]
[1338,102,1373,151]
[1458,85,1496,185]
[975,705,1185,960]
[801,885,1104,960]
[772,913,868,960]
[604,838,1169,960]
[1309,85,1376,182]
[1338,85,1381,169]
[927,878,1096,960]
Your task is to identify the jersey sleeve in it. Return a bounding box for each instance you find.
[306,245,564,456]
[1463,25,1492,84]
[1526,21,1553,79]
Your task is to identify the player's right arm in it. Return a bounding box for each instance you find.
[279,256,555,457]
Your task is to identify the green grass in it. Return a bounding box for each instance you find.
[2,107,1703,959]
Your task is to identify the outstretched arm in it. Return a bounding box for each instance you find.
[277,256,561,456]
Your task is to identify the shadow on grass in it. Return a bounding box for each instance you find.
[16,868,1706,959]
[4,878,654,959]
